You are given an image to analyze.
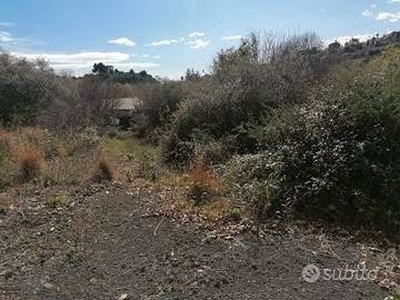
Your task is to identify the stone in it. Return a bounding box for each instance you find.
[43,282,54,289]
[117,294,129,300]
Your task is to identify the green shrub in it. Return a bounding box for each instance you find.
[226,48,400,238]
[191,134,231,166]
[134,82,190,137]
[224,153,282,218]
[161,32,323,166]
[137,153,160,181]
[0,53,67,126]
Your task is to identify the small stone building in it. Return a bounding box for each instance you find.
[110,97,142,129]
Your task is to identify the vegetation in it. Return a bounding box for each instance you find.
[89,62,156,84]
[157,32,400,239]
[0,53,63,126]
[1,30,400,241]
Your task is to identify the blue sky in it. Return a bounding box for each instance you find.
[0,0,399,79]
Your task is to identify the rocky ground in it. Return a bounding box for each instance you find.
[0,180,397,300]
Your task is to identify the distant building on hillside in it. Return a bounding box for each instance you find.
[109,97,142,129]
[112,97,142,118]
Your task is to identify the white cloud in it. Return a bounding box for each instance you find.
[108,37,136,47]
[376,11,400,21]
[0,30,15,42]
[0,29,42,50]
[324,33,375,47]
[147,37,184,47]
[153,55,161,59]
[222,35,243,41]
[388,0,400,3]
[109,62,159,69]
[147,32,209,50]
[12,51,130,65]
[362,9,374,18]
[11,51,159,75]
[361,5,400,22]
[186,38,210,50]
[188,31,205,38]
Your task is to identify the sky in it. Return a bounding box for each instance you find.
[0,0,400,79]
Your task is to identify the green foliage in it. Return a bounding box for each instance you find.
[137,153,160,181]
[225,48,400,237]
[184,68,202,81]
[223,153,282,218]
[103,136,156,161]
[136,82,189,136]
[161,32,323,166]
[0,53,135,129]
[89,62,156,84]
[0,53,64,126]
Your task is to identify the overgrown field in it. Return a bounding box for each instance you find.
[1,32,400,242]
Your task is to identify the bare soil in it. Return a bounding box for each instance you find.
[0,183,389,300]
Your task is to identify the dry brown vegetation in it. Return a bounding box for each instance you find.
[187,162,224,205]
[16,146,45,182]
[0,127,102,189]
[94,157,115,182]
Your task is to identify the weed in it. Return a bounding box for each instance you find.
[93,158,115,182]
[137,153,160,181]
[225,206,243,222]
[187,162,223,205]
[46,193,69,209]
[0,194,10,214]
[17,147,45,182]
[103,136,155,161]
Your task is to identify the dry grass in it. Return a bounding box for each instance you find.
[16,146,45,182]
[101,136,159,183]
[154,161,243,223]
[187,162,224,205]
[0,127,103,188]
[0,193,10,214]
[46,193,69,209]
[99,158,114,181]
[93,157,115,182]
[20,127,45,148]
[45,154,98,185]
[164,193,243,223]
[200,199,233,220]
[102,136,156,161]
[0,130,13,188]
[0,129,16,151]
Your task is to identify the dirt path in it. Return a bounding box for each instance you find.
[0,184,387,299]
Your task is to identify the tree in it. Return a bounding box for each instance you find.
[328,41,341,54]
[90,63,156,84]
[0,52,64,126]
[92,62,108,74]
[185,68,201,81]
[344,38,363,53]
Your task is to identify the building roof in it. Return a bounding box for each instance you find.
[114,97,142,111]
